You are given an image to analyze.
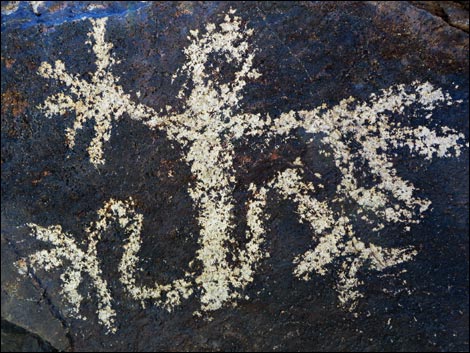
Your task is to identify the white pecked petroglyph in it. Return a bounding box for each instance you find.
[20,11,468,332]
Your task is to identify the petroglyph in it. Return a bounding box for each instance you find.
[25,218,118,332]
[21,11,468,332]
[38,18,160,166]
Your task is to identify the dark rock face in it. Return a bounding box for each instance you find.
[1,320,58,352]
[1,2,468,351]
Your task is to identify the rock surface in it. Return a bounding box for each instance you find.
[1,1,469,351]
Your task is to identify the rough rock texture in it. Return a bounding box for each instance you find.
[1,320,58,352]
[1,1,469,352]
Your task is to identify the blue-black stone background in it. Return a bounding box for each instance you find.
[1,1,469,351]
